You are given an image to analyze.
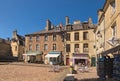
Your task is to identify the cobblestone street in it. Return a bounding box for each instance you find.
[74,67,99,81]
[0,63,114,81]
[0,62,69,81]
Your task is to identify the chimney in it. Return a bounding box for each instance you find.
[88,17,93,25]
[65,16,69,25]
[13,30,17,38]
[46,19,51,31]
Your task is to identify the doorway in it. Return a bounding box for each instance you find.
[75,59,85,64]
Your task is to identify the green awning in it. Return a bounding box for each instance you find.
[25,51,43,55]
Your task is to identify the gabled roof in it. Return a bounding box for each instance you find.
[11,34,25,46]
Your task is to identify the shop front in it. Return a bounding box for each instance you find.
[71,53,89,66]
[23,51,43,63]
[97,45,120,80]
[45,51,62,65]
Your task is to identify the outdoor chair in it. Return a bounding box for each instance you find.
[49,65,54,72]
[78,66,84,72]
[54,65,60,72]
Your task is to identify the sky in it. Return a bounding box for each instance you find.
[0,0,105,39]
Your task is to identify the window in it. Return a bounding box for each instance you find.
[66,33,70,41]
[83,32,89,40]
[83,43,88,53]
[53,34,56,41]
[36,36,40,42]
[29,44,32,51]
[111,0,115,15]
[44,44,48,51]
[15,46,17,51]
[29,36,32,42]
[66,25,72,31]
[66,44,70,52]
[74,44,79,52]
[53,44,56,51]
[44,34,48,41]
[36,44,40,51]
[111,23,116,37]
[74,32,79,41]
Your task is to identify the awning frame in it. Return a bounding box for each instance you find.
[45,54,60,58]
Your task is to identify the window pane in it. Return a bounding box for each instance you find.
[36,36,40,42]
[66,44,70,52]
[15,46,17,51]
[29,44,32,51]
[74,44,79,52]
[53,44,56,51]
[53,34,56,41]
[83,43,88,53]
[74,32,79,41]
[112,23,116,37]
[44,44,48,50]
[29,36,32,42]
[36,44,40,51]
[66,33,70,41]
[83,32,88,40]
[45,35,48,41]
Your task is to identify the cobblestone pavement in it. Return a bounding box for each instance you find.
[0,63,114,81]
[74,67,114,81]
[0,62,69,81]
[74,67,99,81]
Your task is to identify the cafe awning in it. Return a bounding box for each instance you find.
[72,53,89,59]
[45,51,61,58]
[23,51,43,56]
[45,54,60,58]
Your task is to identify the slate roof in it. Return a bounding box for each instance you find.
[17,35,25,46]
[25,26,65,36]
[11,34,25,46]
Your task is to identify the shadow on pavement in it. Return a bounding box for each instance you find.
[78,78,101,81]
[78,78,114,81]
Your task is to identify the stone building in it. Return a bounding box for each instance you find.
[11,30,25,61]
[0,38,12,61]
[65,16,96,66]
[96,0,120,58]
[96,0,120,79]
[25,20,65,64]
[25,16,96,65]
